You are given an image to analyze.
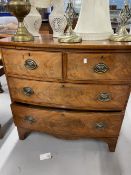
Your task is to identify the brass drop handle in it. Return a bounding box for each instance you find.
[97,92,112,102]
[23,87,34,96]
[95,122,106,129]
[94,63,109,73]
[24,116,36,124]
[24,59,38,70]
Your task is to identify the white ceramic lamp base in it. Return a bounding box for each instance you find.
[49,0,67,38]
[74,0,113,40]
[24,0,51,37]
[24,6,42,37]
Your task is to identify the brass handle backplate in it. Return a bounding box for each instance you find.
[97,92,112,102]
[23,87,34,96]
[24,59,38,70]
[95,122,106,129]
[24,116,36,124]
[94,63,109,73]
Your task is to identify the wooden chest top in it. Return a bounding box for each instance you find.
[0,35,131,51]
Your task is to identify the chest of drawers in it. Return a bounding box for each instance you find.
[1,36,131,152]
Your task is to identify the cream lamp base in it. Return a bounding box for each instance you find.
[24,0,51,37]
[49,0,67,38]
[76,32,113,41]
[74,0,113,40]
[24,6,42,37]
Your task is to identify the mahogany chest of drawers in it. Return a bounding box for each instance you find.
[1,35,131,152]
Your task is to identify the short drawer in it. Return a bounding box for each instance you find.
[67,53,131,82]
[2,49,62,80]
[11,103,124,138]
[8,77,129,111]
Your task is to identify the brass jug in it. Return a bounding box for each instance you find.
[7,0,34,42]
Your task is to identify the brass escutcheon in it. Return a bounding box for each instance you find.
[23,87,34,96]
[94,63,109,74]
[95,122,106,129]
[97,92,112,102]
[24,116,36,124]
[24,59,38,70]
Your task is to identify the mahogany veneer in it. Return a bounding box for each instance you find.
[0,52,4,93]
[8,78,129,111]
[11,104,123,139]
[1,35,131,151]
[0,51,4,137]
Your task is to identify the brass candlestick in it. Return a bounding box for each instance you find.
[7,0,34,42]
[58,0,82,43]
[110,0,131,42]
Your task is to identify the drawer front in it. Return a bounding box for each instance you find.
[11,104,124,138]
[8,77,129,110]
[67,53,131,81]
[2,49,62,80]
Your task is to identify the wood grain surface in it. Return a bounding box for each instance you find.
[0,35,131,50]
[67,53,131,81]
[11,103,124,139]
[2,49,62,80]
[1,35,131,151]
[8,77,130,111]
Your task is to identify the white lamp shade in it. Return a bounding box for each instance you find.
[30,0,52,8]
[74,0,113,40]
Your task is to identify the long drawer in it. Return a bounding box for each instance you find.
[11,103,124,139]
[67,53,131,82]
[2,49,62,80]
[8,77,129,111]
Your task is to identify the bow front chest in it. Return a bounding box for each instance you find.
[1,35,131,152]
